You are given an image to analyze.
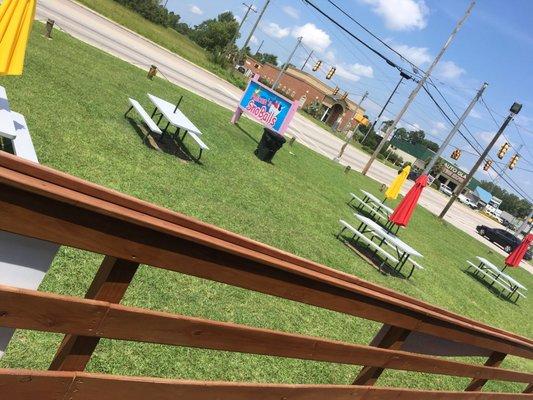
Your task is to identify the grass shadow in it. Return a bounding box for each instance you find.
[126,117,203,165]
[462,269,519,305]
[235,123,259,145]
[336,233,406,279]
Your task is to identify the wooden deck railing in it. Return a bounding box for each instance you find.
[0,151,532,398]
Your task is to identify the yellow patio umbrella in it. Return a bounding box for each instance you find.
[0,0,36,76]
[384,164,411,201]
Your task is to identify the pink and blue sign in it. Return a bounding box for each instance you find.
[231,76,298,135]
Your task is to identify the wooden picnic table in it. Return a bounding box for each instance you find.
[337,213,424,278]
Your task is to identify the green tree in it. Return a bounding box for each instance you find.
[190,12,239,53]
[479,181,532,218]
[255,52,278,66]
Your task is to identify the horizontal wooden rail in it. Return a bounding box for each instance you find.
[2,369,531,400]
[0,153,531,360]
[0,153,529,348]
[1,285,532,385]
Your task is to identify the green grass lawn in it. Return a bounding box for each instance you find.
[75,0,247,89]
[0,25,531,392]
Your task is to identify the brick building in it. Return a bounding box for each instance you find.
[243,57,368,131]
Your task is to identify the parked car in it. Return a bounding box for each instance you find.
[476,225,532,260]
[458,194,477,208]
[439,184,453,197]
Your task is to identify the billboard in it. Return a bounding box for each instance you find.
[231,77,298,134]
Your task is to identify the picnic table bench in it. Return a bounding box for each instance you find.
[465,257,527,303]
[148,93,208,160]
[0,86,60,358]
[348,190,400,233]
[125,94,208,160]
[337,213,424,279]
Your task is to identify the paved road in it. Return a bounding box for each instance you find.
[36,0,530,271]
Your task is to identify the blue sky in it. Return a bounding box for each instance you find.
[169,0,533,202]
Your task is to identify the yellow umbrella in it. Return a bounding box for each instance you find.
[385,164,411,200]
[0,0,36,76]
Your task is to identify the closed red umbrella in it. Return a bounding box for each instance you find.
[503,233,533,271]
[388,174,429,228]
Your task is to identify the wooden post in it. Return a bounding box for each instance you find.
[147,65,158,80]
[352,325,411,385]
[49,256,139,371]
[464,351,506,391]
[44,19,55,39]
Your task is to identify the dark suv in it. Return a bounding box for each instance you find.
[476,225,532,260]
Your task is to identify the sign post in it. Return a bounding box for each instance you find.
[231,76,298,135]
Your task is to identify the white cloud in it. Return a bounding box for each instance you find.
[336,65,361,82]
[324,50,336,63]
[436,61,466,81]
[189,4,203,15]
[261,22,290,39]
[282,5,299,19]
[430,121,447,136]
[335,63,374,82]
[361,0,429,31]
[292,23,331,52]
[351,63,374,78]
[250,35,258,45]
[393,44,432,65]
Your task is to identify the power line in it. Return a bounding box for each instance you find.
[421,85,532,202]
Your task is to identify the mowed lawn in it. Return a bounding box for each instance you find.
[0,26,531,392]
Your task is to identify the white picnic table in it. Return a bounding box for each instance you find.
[348,190,393,218]
[148,93,202,136]
[337,213,424,278]
[147,94,208,159]
[465,256,527,303]
[0,86,16,140]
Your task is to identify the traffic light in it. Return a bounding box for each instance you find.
[326,67,336,80]
[332,86,339,95]
[312,60,322,71]
[497,142,510,159]
[508,154,520,170]
[483,159,493,171]
[451,149,461,160]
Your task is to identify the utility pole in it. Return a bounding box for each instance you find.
[272,36,302,90]
[301,50,314,71]
[227,3,257,59]
[422,82,488,176]
[239,0,270,61]
[361,71,410,144]
[361,0,476,176]
[335,91,368,161]
[439,102,522,219]
[255,39,264,55]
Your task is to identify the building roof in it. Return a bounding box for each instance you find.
[473,186,493,204]
[390,137,435,161]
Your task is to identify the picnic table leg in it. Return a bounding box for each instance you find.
[336,226,347,239]
[124,105,133,117]
[151,107,158,118]
[353,325,411,385]
[163,121,171,133]
[465,352,506,391]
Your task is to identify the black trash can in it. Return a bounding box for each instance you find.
[254,128,286,162]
